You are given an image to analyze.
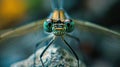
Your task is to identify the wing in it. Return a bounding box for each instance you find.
[0,19,45,40]
[73,19,120,39]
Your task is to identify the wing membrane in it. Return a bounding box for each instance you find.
[0,19,45,40]
[74,19,120,39]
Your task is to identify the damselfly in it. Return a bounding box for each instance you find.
[0,0,120,67]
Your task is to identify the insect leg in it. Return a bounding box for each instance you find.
[33,35,53,67]
[66,34,80,44]
[61,36,79,67]
[40,36,56,67]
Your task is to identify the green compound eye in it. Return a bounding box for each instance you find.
[65,19,74,32]
[44,19,53,32]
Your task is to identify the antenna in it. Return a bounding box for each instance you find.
[50,0,64,10]
[59,0,64,9]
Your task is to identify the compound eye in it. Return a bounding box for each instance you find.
[64,19,74,32]
[44,19,53,32]
[46,19,53,23]
[65,19,72,27]
[64,19,72,23]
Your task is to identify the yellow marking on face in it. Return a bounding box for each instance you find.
[52,10,59,21]
[55,28,64,30]
[60,10,66,22]
[51,10,66,22]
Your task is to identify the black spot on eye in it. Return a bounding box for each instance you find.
[48,23,52,27]
[67,23,70,27]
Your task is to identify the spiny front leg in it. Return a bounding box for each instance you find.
[61,36,79,67]
[33,35,53,67]
[40,36,56,67]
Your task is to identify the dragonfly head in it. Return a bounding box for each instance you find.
[44,19,74,36]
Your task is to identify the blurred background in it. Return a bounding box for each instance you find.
[0,0,120,67]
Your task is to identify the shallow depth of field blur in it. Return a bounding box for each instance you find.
[0,0,120,67]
